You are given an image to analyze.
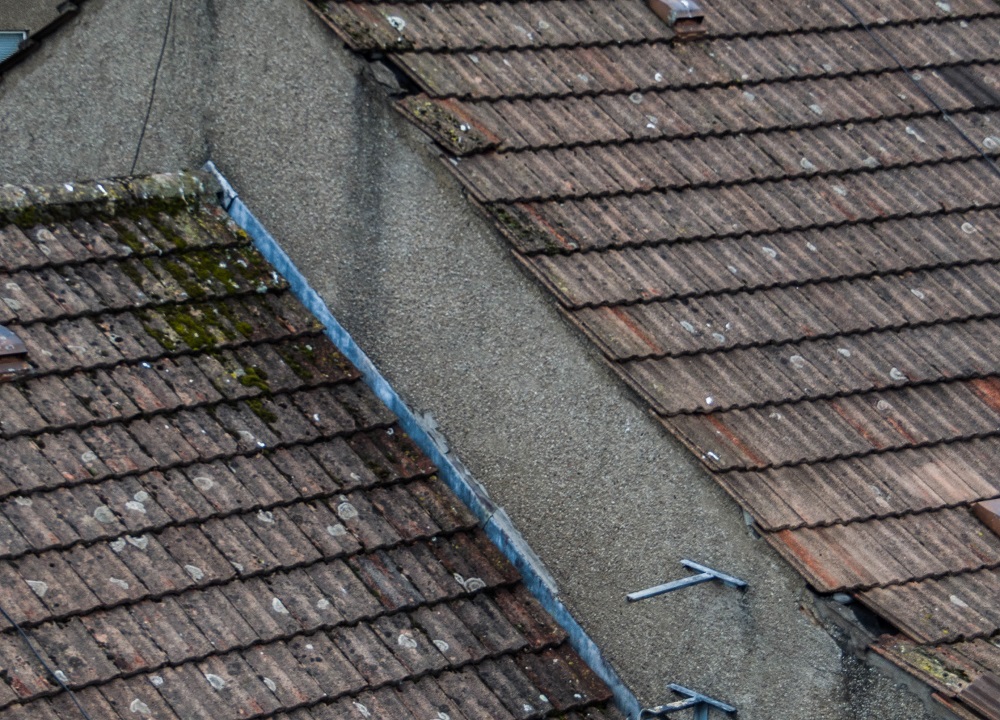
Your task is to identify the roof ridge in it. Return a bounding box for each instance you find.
[0,172,219,224]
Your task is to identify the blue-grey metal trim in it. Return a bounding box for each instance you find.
[203,161,642,719]
[0,32,26,63]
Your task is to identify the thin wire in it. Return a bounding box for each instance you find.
[130,0,176,176]
[0,604,93,720]
[833,0,1000,179]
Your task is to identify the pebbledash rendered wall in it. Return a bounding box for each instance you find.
[0,1,945,718]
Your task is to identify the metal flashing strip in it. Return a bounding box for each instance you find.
[204,161,642,720]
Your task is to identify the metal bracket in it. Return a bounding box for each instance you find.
[626,559,747,602]
[639,684,737,719]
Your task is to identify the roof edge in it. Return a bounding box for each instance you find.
[0,171,220,223]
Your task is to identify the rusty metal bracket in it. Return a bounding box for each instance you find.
[626,559,747,602]
[639,684,737,719]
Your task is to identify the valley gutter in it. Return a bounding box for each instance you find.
[203,161,643,720]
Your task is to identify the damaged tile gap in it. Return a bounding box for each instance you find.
[370,9,1000,55]
[0,523,498,643]
[1,284,292,333]
[482,146,1000,204]
[16,327,325,385]
[0,419,398,507]
[0,574,529,712]
[713,425,1000,475]
[0,367,359,443]
[0,466,441,564]
[0,232,250,277]
[458,102,984,158]
[416,53,1000,103]
[538,248,1000,314]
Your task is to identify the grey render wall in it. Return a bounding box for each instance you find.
[0,2,943,718]
[0,0,59,34]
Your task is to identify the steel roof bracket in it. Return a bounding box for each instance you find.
[639,684,737,719]
[626,559,747,602]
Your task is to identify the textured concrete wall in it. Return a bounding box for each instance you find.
[0,2,944,719]
[0,0,59,34]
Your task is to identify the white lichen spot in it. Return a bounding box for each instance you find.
[910,288,926,299]
[539,695,549,703]
[349,472,361,481]
[133,491,150,503]
[125,501,146,514]
[936,1,951,11]
[437,713,451,720]
[788,355,807,369]
[962,222,977,234]
[386,15,406,31]
[150,676,164,687]
[337,502,359,520]
[984,137,999,150]
[327,524,348,537]
[889,368,907,382]
[109,577,130,590]
[110,538,127,553]
[398,633,418,649]
[453,573,486,592]
[711,332,726,344]
[799,157,817,172]
[705,397,715,406]
[354,701,371,718]
[13,497,32,507]
[80,451,98,463]
[193,476,215,491]
[743,91,756,101]
[654,72,664,82]
[26,580,47,597]
[950,594,969,608]
[129,698,150,715]
[317,598,332,610]
[761,246,778,259]
[185,565,205,581]
[862,156,881,168]
[263,677,277,692]
[536,19,550,30]
[523,705,535,713]
[205,673,226,690]
[238,430,256,443]
[231,561,244,573]
[838,349,852,359]
[876,400,892,414]
[94,506,116,524]
[126,535,149,550]
[832,185,847,196]
[905,126,926,143]
[272,597,289,614]
[680,320,696,334]
[629,92,643,104]
[433,639,450,653]
[706,451,721,462]
[257,510,274,524]
[809,103,823,116]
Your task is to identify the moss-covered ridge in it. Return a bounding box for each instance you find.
[0,171,219,226]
